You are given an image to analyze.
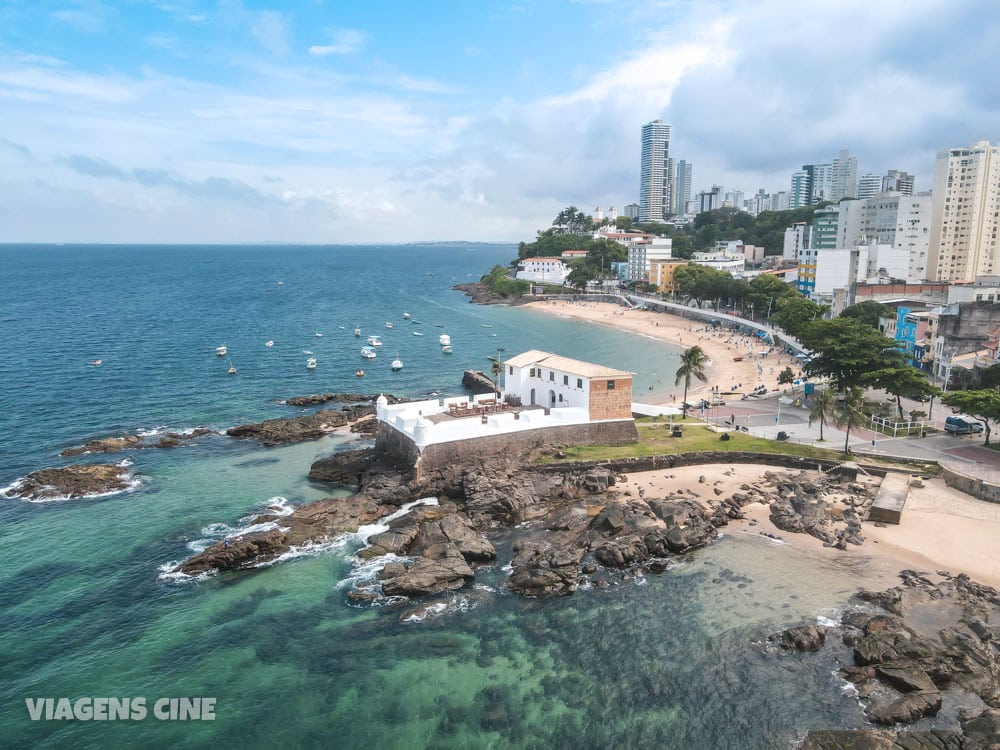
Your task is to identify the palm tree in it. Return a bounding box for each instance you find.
[832,387,866,454]
[675,346,710,418]
[808,388,836,441]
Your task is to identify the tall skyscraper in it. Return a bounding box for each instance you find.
[856,174,882,200]
[830,149,858,202]
[928,140,1000,281]
[672,159,692,216]
[882,169,915,195]
[790,171,810,209]
[639,119,671,223]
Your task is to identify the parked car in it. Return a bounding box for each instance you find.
[944,416,984,435]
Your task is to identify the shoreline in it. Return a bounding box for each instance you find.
[522,299,803,404]
[616,464,1000,590]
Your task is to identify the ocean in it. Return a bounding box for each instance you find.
[1,244,898,748]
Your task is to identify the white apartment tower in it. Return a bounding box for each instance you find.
[639,120,671,223]
[830,149,858,202]
[927,140,1000,282]
[672,159,692,216]
[837,193,933,282]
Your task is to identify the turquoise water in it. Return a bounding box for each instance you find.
[0,245,889,748]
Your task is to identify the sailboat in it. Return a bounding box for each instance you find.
[228,360,237,375]
[306,356,317,370]
[390,353,403,371]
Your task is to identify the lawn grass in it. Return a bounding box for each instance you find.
[548,421,849,462]
[542,419,940,474]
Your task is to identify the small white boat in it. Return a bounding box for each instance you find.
[439,334,451,346]
[265,340,274,348]
[413,331,423,336]
[354,326,361,337]
[228,360,237,375]
[402,312,411,320]
[89,359,102,366]
[306,357,317,369]
[303,349,313,355]
[434,324,444,328]
[367,335,382,347]
[481,324,493,328]
[315,332,324,338]
[385,321,394,329]
[356,369,365,377]
[216,345,228,357]
[390,354,403,371]
[442,345,453,354]
[360,347,377,359]
[338,325,346,330]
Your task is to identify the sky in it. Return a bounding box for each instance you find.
[1,0,999,244]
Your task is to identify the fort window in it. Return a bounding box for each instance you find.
[607,380,615,390]
[577,378,583,388]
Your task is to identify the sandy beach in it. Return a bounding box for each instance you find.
[523,299,803,404]
[616,464,1000,589]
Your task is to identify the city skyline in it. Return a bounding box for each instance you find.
[1,0,999,243]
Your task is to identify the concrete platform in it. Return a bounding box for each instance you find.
[869,473,910,524]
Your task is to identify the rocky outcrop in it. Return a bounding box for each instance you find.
[179,529,290,574]
[227,409,359,446]
[284,393,379,407]
[308,448,381,486]
[771,624,827,652]
[452,281,533,306]
[380,543,475,597]
[61,428,215,456]
[825,571,1000,730]
[3,463,134,501]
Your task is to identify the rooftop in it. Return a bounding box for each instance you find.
[503,350,634,378]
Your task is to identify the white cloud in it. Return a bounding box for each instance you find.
[251,11,290,55]
[308,28,367,56]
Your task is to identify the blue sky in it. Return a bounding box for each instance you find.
[2,0,999,243]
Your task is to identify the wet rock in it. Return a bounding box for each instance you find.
[380,543,474,597]
[408,513,496,562]
[3,463,134,501]
[179,529,290,574]
[308,448,379,486]
[865,689,942,725]
[508,536,584,597]
[772,624,827,652]
[227,409,357,446]
[61,435,142,456]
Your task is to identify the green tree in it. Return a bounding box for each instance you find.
[777,367,795,385]
[746,274,796,318]
[772,296,828,339]
[565,262,594,291]
[808,388,836,441]
[675,346,710,418]
[832,387,866,453]
[941,390,1000,445]
[840,300,889,330]
[553,206,592,235]
[802,319,907,390]
[868,366,941,420]
[979,363,1000,390]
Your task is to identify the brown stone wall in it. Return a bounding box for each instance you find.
[413,421,638,479]
[941,465,1000,504]
[588,376,633,420]
[375,423,421,467]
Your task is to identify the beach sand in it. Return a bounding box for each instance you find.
[523,299,803,403]
[615,464,1000,589]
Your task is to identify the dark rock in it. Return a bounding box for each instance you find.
[227,409,358,446]
[379,562,406,580]
[308,448,379,486]
[773,624,827,652]
[179,529,290,574]
[864,690,942,725]
[61,435,142,456]
[380,543,474,597]
[3,463,134,501]
[284,393,383,407]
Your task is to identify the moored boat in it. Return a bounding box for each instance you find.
[306,356,317,369]
[439,334,451,346]
[390,354,403,371]
[216,345,228,357]
[360,347,377,359]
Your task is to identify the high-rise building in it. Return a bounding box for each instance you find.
[771,191,790,211]
[882,169,915,195]
[830,149,858,202]
[856,174,882,200]
[697,185,723,213]
[624,203,640,220]
[790,171,810,209]
[837,193,933,281]
[928,140,1000,281]
[672,159,692,216]
[805,162,834,203]
[811,206,841,255]
[638,119,671,223]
